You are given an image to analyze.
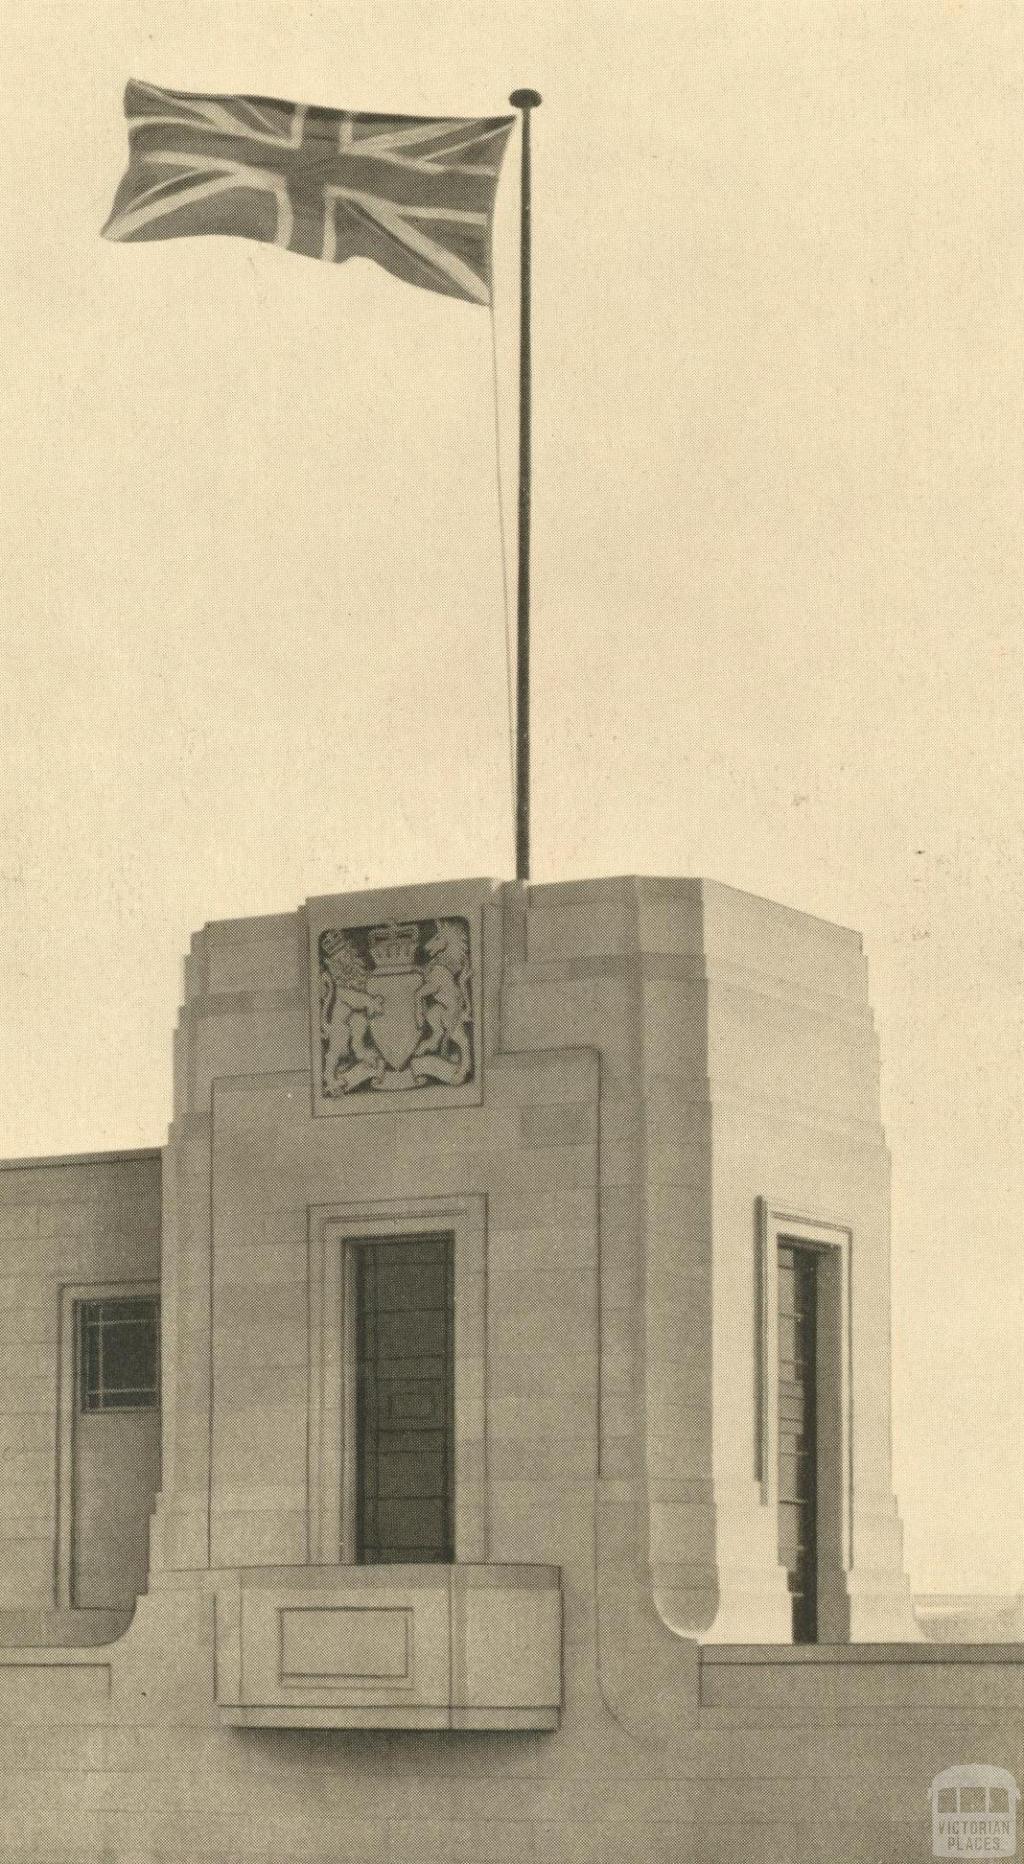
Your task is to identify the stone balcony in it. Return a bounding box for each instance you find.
[214,1562,562,1730]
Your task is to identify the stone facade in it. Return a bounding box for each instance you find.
[0,1150,161,1632]
[0,874,1020,1863]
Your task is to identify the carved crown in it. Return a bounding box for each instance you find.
[367,921,420,974]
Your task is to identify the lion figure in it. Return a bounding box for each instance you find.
[320,933,383,1092]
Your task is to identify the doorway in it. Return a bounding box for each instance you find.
[65,1291,161,1609]
[777,1242,819,1643]
[353,1234,454,1564]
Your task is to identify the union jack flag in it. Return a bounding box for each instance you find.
[103,80,514,305]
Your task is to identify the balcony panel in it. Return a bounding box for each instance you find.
[215,1563,561,1730]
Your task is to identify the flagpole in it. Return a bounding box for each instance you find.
[509,89,541,883]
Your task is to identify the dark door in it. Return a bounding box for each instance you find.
[73,1296,161,1608]
[777,1243,818,1643]
[355,1235,454,1564]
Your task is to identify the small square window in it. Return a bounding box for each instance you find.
[937,1789,957,1815]
[79,1297,160,1412]
[960,1788,986,1815]
[990,1788,1010,1815]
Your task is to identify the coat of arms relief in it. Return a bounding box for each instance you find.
[318,917,474,1098]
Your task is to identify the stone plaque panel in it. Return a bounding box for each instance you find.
[307,883,488,1116]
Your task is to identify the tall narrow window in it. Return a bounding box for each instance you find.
[355,1235,454,1564]
[777,1243,818,1644]
[79,1296,160,1412]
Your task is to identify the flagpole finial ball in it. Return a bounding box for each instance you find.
[509,89,542,110]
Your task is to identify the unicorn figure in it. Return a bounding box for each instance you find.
[410,919,473,1086]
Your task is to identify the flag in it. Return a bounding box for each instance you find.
[103,80,514,305]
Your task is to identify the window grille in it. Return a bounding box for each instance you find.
[79,1297,160,1412]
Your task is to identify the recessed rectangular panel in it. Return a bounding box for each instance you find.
[377,1263,447,1310]
[371,1374,448,1426]
[220,1566,560,1726]
[373,1498,448,1547]
[376,1446,448,1499]
[280,1607,411,1683]
[376,1309,448,1359]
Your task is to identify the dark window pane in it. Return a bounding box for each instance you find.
[100,1322,156,1392]
[79,1297,160,1413]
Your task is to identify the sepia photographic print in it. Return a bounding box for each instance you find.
[0,4,1021,1859]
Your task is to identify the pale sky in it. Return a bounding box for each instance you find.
[0,0,1021,1592]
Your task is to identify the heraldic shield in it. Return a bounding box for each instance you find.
[370,959,423,1074]
[315,916,476,1103]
